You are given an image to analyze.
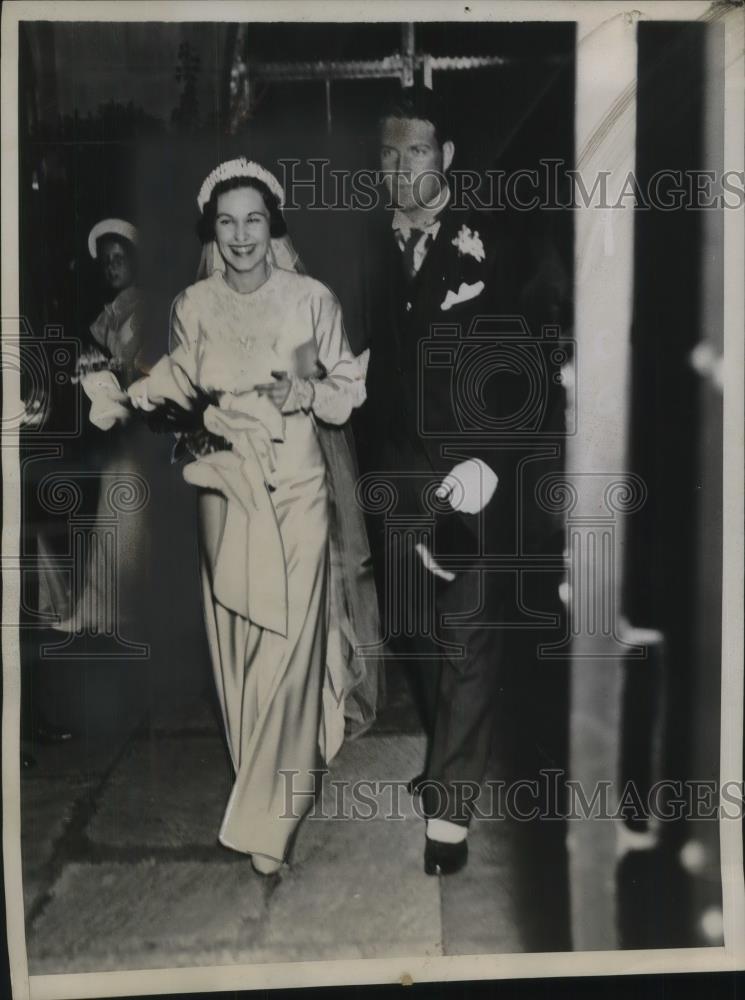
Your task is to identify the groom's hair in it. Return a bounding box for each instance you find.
[197,176,287,244]
[377,87,455,149]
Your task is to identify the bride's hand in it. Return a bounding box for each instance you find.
[128,376,158,411]
[255,370,291,410]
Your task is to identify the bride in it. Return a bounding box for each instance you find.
[129,158,380,875]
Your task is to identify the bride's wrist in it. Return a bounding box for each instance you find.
[281,375,315,415]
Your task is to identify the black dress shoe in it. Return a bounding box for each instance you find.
[424,837,468,876]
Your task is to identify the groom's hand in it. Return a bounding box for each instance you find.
[436,458,498,515]
[415,542,455,582]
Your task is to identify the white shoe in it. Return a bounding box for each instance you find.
[251,853,283,876]
[426,818,468,844]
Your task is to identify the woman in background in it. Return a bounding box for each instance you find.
[39,218,152,646]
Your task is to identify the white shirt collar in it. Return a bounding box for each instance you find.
[392,185,451,240]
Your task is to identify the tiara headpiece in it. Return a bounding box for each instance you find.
[197,158,285,212]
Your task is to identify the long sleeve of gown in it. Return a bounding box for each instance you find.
[282,287,367,426]
[137,292,202,410]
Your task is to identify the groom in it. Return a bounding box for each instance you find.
[356,88,565,875]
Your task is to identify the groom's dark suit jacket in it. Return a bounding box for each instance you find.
[354,196,568,567]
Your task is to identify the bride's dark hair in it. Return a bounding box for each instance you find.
[197,176,287,244]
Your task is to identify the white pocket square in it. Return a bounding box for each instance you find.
[440,280,485,311]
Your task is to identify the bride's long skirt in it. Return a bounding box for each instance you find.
[196,413,329,862]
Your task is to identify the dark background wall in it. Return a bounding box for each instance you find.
[20,20,575,358]
[620,21,724,948]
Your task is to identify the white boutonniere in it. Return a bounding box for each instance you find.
[441,280,485,311]
[451,224,485,262]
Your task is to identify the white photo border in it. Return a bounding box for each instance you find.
[2,1,743,997]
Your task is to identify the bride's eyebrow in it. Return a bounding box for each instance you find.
[216,211,266,219]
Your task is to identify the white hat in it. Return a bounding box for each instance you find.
[88,218,138,259]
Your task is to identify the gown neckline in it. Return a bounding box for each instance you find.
[216,264,277,300]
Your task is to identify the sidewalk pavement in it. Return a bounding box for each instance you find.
[20,669,562,974]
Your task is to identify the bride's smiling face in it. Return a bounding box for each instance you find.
[214,186,271,278]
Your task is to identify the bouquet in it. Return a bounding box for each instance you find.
[145,389,232,459]
[72,346,126,384]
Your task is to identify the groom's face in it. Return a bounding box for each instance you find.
[380,116,453,214]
